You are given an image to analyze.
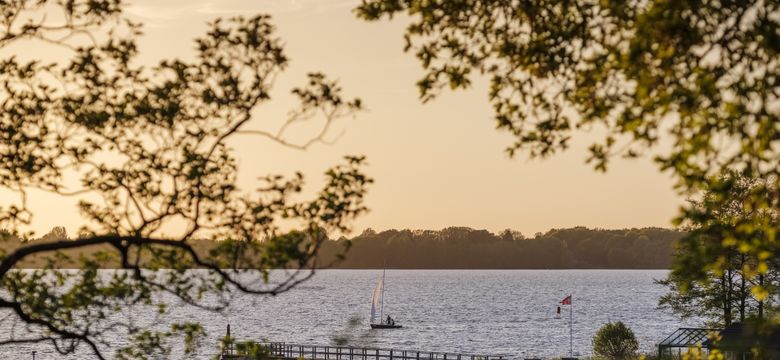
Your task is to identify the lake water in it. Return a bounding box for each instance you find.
[0,270,701,359]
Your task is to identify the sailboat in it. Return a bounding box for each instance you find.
[369,268,402,329]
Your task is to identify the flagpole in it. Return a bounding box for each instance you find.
[569,294,573,357]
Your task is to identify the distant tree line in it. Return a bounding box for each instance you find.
[318,226,683,269]
[2,226,682,269]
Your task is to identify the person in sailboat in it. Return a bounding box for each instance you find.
[386,315,394,326]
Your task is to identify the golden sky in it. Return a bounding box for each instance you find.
[19,0,683,237]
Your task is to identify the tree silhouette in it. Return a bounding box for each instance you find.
[355,0,779,305]
[659,172,780,327]
[0,1,370,358]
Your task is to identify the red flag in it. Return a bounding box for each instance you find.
[561,295,572,305]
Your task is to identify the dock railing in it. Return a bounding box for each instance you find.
[231,342,507,360]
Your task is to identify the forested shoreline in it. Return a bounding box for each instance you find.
[320,226,682,269]
[4,226,683,269]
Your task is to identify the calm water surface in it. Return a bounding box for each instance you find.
[1,270,701,359]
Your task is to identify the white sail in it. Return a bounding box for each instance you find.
[369,277,384,324]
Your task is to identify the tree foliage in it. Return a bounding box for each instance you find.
[354,0,780,309]
[659,173,780,327]
[0,1,370,358]
[592,321,639,360]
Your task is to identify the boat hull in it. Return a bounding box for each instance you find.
[370,323,403,329]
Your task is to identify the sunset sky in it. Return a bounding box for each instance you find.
[20,0,682,237]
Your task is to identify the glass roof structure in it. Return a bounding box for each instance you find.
[658,328,720,358]
[659,328,718,347]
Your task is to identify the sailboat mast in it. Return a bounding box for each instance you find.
[380,266,386,322]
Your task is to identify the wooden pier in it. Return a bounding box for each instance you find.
[220,342,507,360]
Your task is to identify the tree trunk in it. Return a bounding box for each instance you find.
[722,271,732,326]
[758,273,764,320]
[739,253,746,323]
[724,250,735,327]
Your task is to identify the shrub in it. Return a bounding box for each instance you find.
[592,321,639,359]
